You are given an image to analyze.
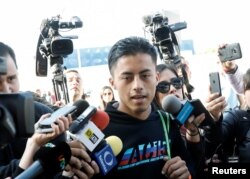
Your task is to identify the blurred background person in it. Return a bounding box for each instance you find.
[98,85,115,111]
[65,69,84,104]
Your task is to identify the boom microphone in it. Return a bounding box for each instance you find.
[162,95,214,127]
[37,99,89,133]
[15,142,71,179]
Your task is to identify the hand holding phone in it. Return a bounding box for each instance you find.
[218,43,242,62]
[209,72,222,96]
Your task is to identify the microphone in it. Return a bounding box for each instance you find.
[37,99,89,133]
[15,142,71,179]
[92,135,123,175]
[68,110,123,175]
[68,110,110,152]
[169,22,187,32]
[162,95,214,127]
[69,105,97,133]
[142,14,152,26]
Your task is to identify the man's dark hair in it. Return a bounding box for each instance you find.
[108,36,157,75]
[0,42,18,69]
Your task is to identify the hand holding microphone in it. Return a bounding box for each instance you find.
[15,142,71,179]
[36,99,89,133]
[162,94,214,128]
[67,104,123,175]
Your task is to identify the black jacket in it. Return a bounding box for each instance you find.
[220,109,250,162]
[93,101,195,179]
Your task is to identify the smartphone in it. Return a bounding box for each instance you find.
[37,104,77,133]
[218,43,242,62]
[209,72,222,96]
[190,99,214,127]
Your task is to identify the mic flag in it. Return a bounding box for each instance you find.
[93,136,123,175]
[68,110,110,152]
[15,142,71,179]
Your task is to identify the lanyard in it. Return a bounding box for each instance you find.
[157,110,171,159]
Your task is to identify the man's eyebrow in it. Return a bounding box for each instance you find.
[120,69,152,75]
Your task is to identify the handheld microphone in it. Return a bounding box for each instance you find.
[37,99,89,133]
[68,110,123,175]
[92,135,123,175]
[69,105,97,133]
[68,110,110,152]
[15,142,71,179]
[162,95,214,127]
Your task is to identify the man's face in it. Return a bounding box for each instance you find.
[109,53,158,119]
[0,54,19,93]
[66,71,83,102]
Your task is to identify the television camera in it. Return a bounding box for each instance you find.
[35,15,83,103]
[0,58,35,146]
[142,12,187,66]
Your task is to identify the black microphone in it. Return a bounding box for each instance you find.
[37,99,89,133]
[162,95,214,127]
[15,142,71,179]
[67,110,123,175]
[69,104,97,134]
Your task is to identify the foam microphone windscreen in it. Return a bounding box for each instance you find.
[142,14,152,26]
[161,95,182,115]
[34,142,71,177]
[71,99,89,119]
[91,110,110,130]
[105,136,123,156]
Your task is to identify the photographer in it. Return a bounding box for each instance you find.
[205,67,250,164]
[0,42,54,173]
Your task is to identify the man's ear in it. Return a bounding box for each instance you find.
[156,71,160,83]
[109,77,115,89]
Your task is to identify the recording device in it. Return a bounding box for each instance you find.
[36,99,89,133]
[68,110,123,175]
[0,92,35,146]
[92,135,123,175]
[69,105,97,133]
[142,12,187,66]
[218,43,242,62]
[0,56,7,75]
[35,15,83,104]
[15,142,71,179]
[162,95,214,127]
[36,15,83,77]
[209,72,222,96]
[68,110,110,152]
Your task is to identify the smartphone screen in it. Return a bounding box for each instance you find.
[209,72,222,96]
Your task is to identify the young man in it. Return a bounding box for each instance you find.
[65,69,84,103]
[93,36,193,178]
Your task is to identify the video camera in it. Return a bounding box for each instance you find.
[35,15,83,103]
[36,15,83,77]
[0,92,35,147]
[142,12,187,66]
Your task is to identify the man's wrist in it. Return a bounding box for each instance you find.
[224,64,238,74]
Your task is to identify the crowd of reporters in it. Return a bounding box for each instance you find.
[0,29,250,179]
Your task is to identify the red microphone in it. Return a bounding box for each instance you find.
[68,109,110,152]
[91,110,110,130]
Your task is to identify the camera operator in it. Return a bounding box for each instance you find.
[0,42,54,173]
[9,114,72,178]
